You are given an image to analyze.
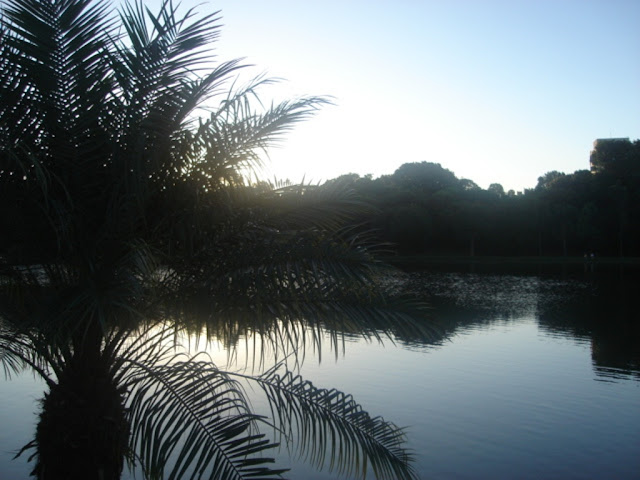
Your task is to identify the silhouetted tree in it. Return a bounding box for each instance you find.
[322,143,640,258]
[0,1,428,479]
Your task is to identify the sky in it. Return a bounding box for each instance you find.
[166,0,639,192]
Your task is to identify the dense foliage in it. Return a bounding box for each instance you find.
[321,139,640,258]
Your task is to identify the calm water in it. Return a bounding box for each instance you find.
[1,266,639,479]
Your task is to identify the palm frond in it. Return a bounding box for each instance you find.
[0,323,31,377]
[259,182,376,232]
[122,349,288,480]
[153,179,434,359]
[182,86,329,189]
[114,324,420,480]
[1,0,116,142]
[0,316,55,386]
[248,364,418,480]
[113,0,228,131]
[0,0,119,260]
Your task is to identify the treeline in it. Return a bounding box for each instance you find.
[318,138,640,258]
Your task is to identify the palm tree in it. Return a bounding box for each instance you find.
[0,0,430,478]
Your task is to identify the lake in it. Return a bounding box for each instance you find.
[1,264,639,479]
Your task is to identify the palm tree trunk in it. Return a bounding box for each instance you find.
[33,322,129,480]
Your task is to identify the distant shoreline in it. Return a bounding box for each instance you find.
[385,255,640,270]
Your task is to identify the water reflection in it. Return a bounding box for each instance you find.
[399,268,640,382]
[3,267,639,479]
[279,268,640,480]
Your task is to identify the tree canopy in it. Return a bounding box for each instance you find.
[321,148,640,258]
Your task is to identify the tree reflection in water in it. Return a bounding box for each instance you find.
[402,267,640,380]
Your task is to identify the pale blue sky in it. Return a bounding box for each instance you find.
[173,0,639,192]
